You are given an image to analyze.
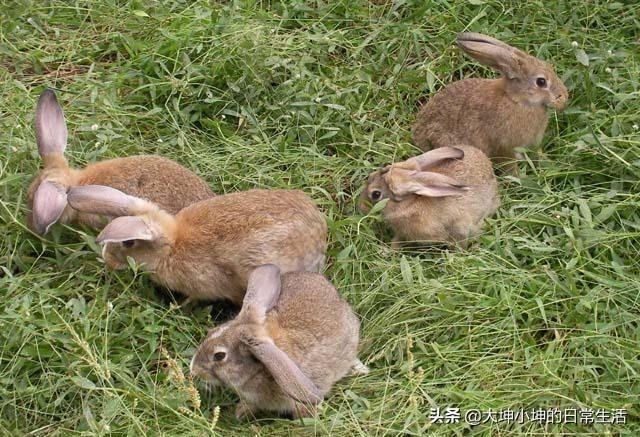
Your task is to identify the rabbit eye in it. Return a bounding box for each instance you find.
[536,77,547,88]
[122,240,135,248]
[213,351,226,362]
[370,190,382,201]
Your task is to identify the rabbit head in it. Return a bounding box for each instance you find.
[191,265,322,412]
[360,146,469,212]
[67,185,176,269]
[361,145,499,247]
[457,32,568,110]
[27,89,75,234]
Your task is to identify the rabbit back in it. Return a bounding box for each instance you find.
[27,155,214,233]
[266,272,360,394]
[412,78,549,158]
[79,155,214,214]
[152,190,328,303]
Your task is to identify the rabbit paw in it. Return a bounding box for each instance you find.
[348,359,370,376]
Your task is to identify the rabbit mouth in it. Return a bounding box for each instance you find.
[191,366,222,386]
[202,364,223,385]
[551,98,568,111]
[195,377,221,392]
[203,374,221,386]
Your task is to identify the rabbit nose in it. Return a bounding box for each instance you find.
[554,94,568,110]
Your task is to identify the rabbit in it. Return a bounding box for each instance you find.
[190,264,366,420]
[412,32,569,169]
[359,145,499,248]
[27,89,214,235]
[66,185,328,305]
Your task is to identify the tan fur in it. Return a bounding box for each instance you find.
[412,34,568,162]
[98,190,328,304]
[360,145,499,246]
[27,155,214,231]
[191,272,360,419]
[27,89,214,234]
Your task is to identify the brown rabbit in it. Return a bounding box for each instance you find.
[412,33,569,167]
[190,264,366,420]
[359,145,499,248]
[27,89,214,235]
[66,185,327,304]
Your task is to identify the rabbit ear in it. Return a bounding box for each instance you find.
[32,181,68,235]
[238,264,282,324]
[242,335,322,406]
[34,89,68,158]
[456,32,525,79]
[96,216,156,244]
[398,146,465,171]
[457,32,512,49]
[386,168,470,198]
[67,185,151,217]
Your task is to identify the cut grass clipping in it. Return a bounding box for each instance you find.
[1,0,639,435]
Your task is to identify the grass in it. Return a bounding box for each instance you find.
[1,0,639,435]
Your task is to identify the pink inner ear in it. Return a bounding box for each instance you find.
[412,184,470,198]
[96,216,155,243]
[456,37,521,79]
[32,181,68,235]
[401,146,465,171]
[410,171,470,198]
[67,185,139,217]
[457,32,512,49]
[386,168,470,199]
[239,264,282,323]
[34,89,68,157]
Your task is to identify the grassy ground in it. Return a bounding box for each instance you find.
[1,0,639,435]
